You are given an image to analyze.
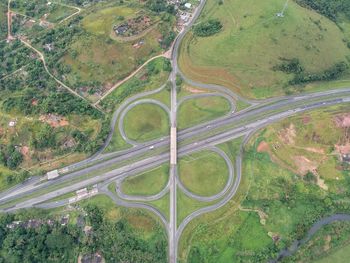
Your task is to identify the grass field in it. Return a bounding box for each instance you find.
[178,96,231,129]
[178,0,350,99]
[177,188,211,228]
[315,243,350,263]
[148,192,170,221]
[121,164,169,196]
[123,103,169,142]
[178,150,229,197]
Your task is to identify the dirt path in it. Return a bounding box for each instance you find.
[20,38,102,111]
[55,2,82,24]
[95,51,171,106]
[7,0,13,41]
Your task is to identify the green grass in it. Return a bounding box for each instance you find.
[59,3,173,95]
[178,150,229,197]
[176,188,213,227]
[82,6,135,37]
[46,4,77,23]
[179,0,350,99]
[148,192,170,221]
[101,57,172,111]
[123,103,170,142]
[121,164,169,196]
[178,96,231,129]
[315,243,350,263]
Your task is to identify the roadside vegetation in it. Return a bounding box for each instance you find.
[179,0,350,99]
[0,195,167,263]
[123,103,169,142]
[178,95,231,129]
[121,164,169,196]
[179,105,350,262]
[178,150,229,197]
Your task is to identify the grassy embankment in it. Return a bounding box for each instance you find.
[179,0,350,99]
[178,96,231,129]
[178,150,229,197]
[121,164,169,196]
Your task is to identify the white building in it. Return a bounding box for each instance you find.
[47,170,59,180]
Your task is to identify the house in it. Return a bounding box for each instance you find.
[184,2,192,9]
[47,170,59,180]
[342,154,350,163]
[114,24,129,35]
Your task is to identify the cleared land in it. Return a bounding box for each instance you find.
[178,150,229,197]
[178,95,231,129]
[179,0,350,98]
[121,164,169,196]
[123,103,169,142]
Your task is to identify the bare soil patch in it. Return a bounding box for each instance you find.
[278,123,296,145]
[257,141,269,152]
[39,114,69,128]
[292,155,318,175]
[334,113,350,128]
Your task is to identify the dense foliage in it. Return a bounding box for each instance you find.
[193,19,223,37]
[0,206,167,263]
[0,144,23,170]
[274,58,349,85]
[296,0,350,21]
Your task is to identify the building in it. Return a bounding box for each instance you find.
[47,170,59,180]
[184,2,192,9]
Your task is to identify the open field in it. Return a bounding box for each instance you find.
[178,150,229,197]
[122,164,169,196]
[149,192,170,221]
[123,103,169,142]
[179,0,350,99]
[316,243,350,263]
[178,95,231,129]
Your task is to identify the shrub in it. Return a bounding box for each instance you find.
[194,19,223,37]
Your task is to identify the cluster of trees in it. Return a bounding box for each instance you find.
[194,19,223,37]
[296,0,350,21]
[0,206,167,263]
[274,58,349,85]
[273,58,304,74]
[147,0,176,15]
[0,40,31,78]
[0,144,23,170]
[10,0,49,18]
[289,61,348,85]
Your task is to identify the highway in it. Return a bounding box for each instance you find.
[1,0,350,262]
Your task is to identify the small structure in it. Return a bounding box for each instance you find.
[61,215,70,226]
[8,120,16,127]
[76,188,89,199]
[47,170,59,180]
[342,154,350,163]
[114,24,129,35]
[184,2,192,9]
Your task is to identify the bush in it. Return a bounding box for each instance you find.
[194,19,223,37]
